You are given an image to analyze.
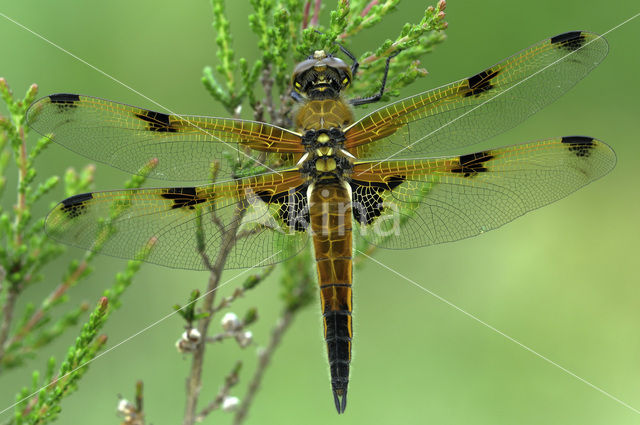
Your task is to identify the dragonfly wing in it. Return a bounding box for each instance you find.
[26,94,304,182]
[45,170,310,270]
[345,32,608,159]
[350,137,615,248]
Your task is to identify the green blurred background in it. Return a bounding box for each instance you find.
[1,0,639,424]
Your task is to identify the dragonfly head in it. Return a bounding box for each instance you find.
[292,50,352,100]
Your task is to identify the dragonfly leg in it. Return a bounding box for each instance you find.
[290,90,305,103]
[336,42,360,78]
[349,51,400,107]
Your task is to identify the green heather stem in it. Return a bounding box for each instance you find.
[0,285,17,371]
[8,260,88,350]
[14,126,27,248]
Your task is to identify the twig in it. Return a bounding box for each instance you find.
[0,285,18,369]
[302,1,311,29]
[182,206,245,425]
[14,125,28,248]
[361,0,379,16]
[276,93,294,129]
[195,361,241,421]
[213,265,275,313]
[205,331,236,344]
[310,0,322,27]
[118,380,146,425]
[6,260,88,349]
[135,380,144,418]
[233,310,295,425]
[235,227,264,241]
[260,65,276,124]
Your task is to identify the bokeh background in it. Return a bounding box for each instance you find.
[1,0,639,424]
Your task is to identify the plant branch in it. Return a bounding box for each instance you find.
[0,285,17,369]
[14,126,27,248]
[213,264,275,314]
[302,0,311,29]
[7,260,88,350]
[233,310,295,425]
[260,65,276,124]
[310,0,322,27]
[182,206,245,425]
[195,361,241,421]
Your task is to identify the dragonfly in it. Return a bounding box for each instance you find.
[26,31,615,413]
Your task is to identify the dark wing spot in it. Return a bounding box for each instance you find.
[256,183,310,232]
[350,176,405,225]
[562,136,595,158]
[60,192,93,218]
[49,93,80,110]
[385,175,405,189]
[464,68,501,98]
[450,151,494,177]
[550,31,586,51]
[135,110,178,133]
[161,187,207,209]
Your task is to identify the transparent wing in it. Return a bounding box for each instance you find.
[345,32,608,159]
[350,136,615,248]
[45,170,310,270]
[26,94,305,182]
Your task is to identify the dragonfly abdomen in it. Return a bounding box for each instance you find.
[308,182,353,414]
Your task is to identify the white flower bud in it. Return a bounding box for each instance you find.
[176,328,201,353]
[176,338,187,353]
[117,398,135,415]
[222,396,240,412]
[221,312,240,331]
[185,328,201,343]
[236,330,253,348]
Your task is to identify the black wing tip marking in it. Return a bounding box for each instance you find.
[550,31,586,51]
[49,93,81,109]
[350,176,405,225]
[561,135,594,144]
[49,93,81,103]
[464,68,501,98]
[161,187,207,209]
[451,151,495,177]
[561,135,595,157]
[135,110,178,133]
[60,192,93,218]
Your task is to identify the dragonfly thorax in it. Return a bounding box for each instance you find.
[301,128,346,148]
[300,153,353,181]
[298,128,354,181]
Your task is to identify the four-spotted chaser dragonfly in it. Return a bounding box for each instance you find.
[26,31,615,413]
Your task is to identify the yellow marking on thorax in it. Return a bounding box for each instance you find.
[317,146,333,156]
[316,157,337,172]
